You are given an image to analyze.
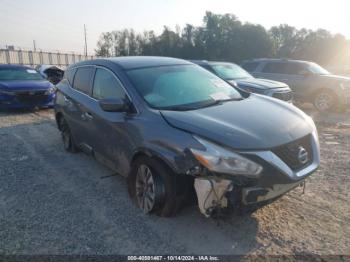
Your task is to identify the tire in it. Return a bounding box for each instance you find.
[313,90,337,112]
[58,117,79,153]
[127,156,189,217]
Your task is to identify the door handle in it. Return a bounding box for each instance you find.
[63,95,70,102]
[84,112,94,120]
[63,95,73,106]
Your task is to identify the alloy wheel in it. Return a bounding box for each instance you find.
[135,164,157,213]
[315,92,334,112]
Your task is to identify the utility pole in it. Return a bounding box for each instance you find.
[84,24,87,56]
[33,40,36,51]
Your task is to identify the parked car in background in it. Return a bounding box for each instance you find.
[55,57,320,218]
[242,58,350,112]
[192,60,293,103]
[36,64,64,85]
[0,65,55,109]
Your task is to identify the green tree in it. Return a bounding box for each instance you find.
[95,11,350,67]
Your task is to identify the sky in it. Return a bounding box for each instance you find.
[0,0,349,54]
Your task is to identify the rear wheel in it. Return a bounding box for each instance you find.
[58,117,78,153]
[313,90,337,112]
[128,156,188,217]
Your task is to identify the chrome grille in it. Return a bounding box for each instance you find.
[15,90,49,104]
[273,91,293,101]
[272,135,313,171]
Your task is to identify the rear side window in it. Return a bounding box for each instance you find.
[262,62,307,75]
[92,68,126,100]
[282,63,307,75]
[262,62,285,73]
[241,62,259,72]
[73,67,94,95]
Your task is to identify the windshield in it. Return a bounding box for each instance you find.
[0,68,44,81]
[126,65,242,110]
[211,63,253,80]
[307,63,330,75]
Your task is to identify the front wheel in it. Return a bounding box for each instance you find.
[135,164,165,213]
[313,90,337,112]
[128,156,188,217]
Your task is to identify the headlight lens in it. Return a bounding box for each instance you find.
[238,86,265,95]
[46,86,56,95]
[190,136,263,177]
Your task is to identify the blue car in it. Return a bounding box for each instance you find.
[0,64,56,109]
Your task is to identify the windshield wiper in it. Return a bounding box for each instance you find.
[193,97,243,109]
[159,105,201,111]
[159,97,242,111]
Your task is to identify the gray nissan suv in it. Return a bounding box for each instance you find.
[54,57,320,217]
[242,58,350,112]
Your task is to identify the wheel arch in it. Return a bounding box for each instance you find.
[130,148,180,176]
[128,148,193,217]
[312,86,338,99]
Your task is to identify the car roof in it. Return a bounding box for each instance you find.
[190,60,238,66]
[189,60,210,66]
[243,58,311,64]
[0,64,34,70]
[71,56,193,70]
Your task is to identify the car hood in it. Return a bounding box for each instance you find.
[160,95,314,150]
[228,78,288,90]
[319,74,350,82]
[0,80,52,91]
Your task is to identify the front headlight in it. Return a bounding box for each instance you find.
[190,136,263,178]
[46,86,56,95]
[238,86,266,95]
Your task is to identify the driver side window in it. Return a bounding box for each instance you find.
[92,68,125,100]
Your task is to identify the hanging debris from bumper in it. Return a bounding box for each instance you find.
[194,178,233,217]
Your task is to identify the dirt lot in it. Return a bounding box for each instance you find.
[0,107,349,255]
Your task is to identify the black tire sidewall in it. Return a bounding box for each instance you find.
[58,117,78,153]
[128,156,186,217]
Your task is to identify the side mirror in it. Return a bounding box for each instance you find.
[99,98,127,112]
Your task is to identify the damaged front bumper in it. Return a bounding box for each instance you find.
[194,176,305,217]
[193,131,320,217]
[194,178,233,217]
[241,181,302,205]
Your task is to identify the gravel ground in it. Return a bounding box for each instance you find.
[0,108,349,255]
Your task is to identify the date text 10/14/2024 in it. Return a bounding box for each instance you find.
[127,256,220,261]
